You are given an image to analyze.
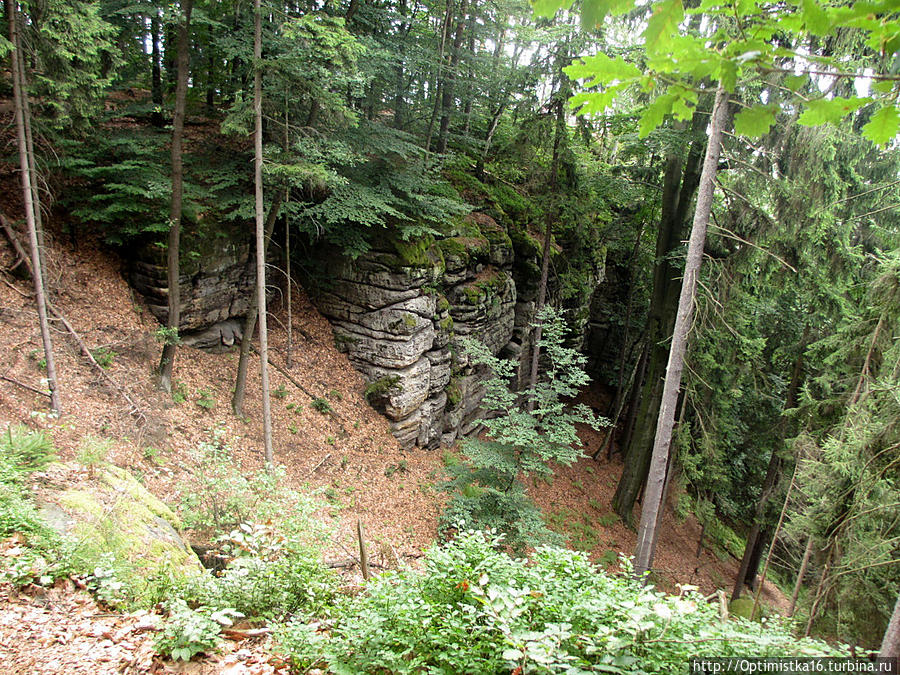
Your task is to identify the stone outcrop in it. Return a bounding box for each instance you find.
[125,219,259,344]
[311,214,532,449]
[36,462,202,577]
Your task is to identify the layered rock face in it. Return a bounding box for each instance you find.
[312,214,533,449]
[126,219,257,344]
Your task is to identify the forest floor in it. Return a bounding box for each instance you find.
[0,212,789,673]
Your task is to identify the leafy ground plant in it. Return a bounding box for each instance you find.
[154,599,240,662]
[441,307,605,550]
[274,530,848,674]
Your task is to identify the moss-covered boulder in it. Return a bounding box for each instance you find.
[37,463,201,576]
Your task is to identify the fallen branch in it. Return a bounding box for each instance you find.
[304,453,331,478]
[250,342,347,427]
[49,306,147,423]
[1,373,50,398]
[0,210,29,275]
[0,216,148,423]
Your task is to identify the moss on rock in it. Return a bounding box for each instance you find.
[42,463,201,579]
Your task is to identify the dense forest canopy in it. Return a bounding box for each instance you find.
[1,0,899,662]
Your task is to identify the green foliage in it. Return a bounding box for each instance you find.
[441,307,605,550]
[195,389,216,410]
[76,436,112,477]
[0,425,56,482]
[310,398,332,415]
[90,347,117,369]
[154,599,231,662]
[182,547,334,620]
[274,530,846,674]
[544,0,900,143]
[17,0,117,134]
[363,375,401,404]
[171,380,188,405]
[155,326,181,347]
[384,460,409,478]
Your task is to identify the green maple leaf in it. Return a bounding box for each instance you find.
[798,97,872,126]
[580,0,636,28]
[862,105,900,147]
[733,104,778,138]
[644,0,684,56]
[639,92,677,137]
[532,0,575,18]
[564,53,641,86]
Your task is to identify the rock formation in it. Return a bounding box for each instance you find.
[310,214,539,449]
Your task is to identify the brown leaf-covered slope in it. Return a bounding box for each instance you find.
[0,213,787,673]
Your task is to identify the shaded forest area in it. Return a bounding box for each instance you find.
[1,0,899,668]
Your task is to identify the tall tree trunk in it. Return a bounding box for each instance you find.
[621,342,649,453]
[157,0,193,394]
[525,94,565,409]
[14,13,46,292]
[633,85,729,580]
[232,194,284,416]
[732,332,806,600]
[205,23,215,112]
[613,109,708,525]
[151,9,163,127]
[435,0,468,154]
[880,592,900,659]
[253,0,274,466]
[732,453,781,600]
[283,103,293,370]
[424,0,453,152]
[751,463,798,619]
[788,536,814,617]
[7,0,60,414]
[606,220,646,424]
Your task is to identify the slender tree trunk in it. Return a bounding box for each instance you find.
[613,109,708,524]
[732,451,781,601]
[788,536,814,617]
[7,0,60,414]
[151,10,163,127]
[253,0,273,466]
[880,593,900,659]
[732,333,806,600]
[232,195,284,415]
[157,0,193,394]
[436,0,468,154]
[804,545,835,636]
[424,0,452,152]
[205,24,215,112]
[14,16,46,292]
[621,342,649,453]
[751,463,798,619]
[608,221,646,417]
[525,95,565,409]
[283,104,293,370]
[633,85,729,581]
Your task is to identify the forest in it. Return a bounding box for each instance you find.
[0,0,899,671]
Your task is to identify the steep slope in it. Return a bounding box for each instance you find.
[0,213,789,672]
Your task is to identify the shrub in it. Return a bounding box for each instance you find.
[0,425,56,482]
[76,436,113,478]
[183,553,334,621]
[441,307,605,550]
[154,599,235,662]
[274,530,847,674]
[90,347,117,369]
[363,376,401,404]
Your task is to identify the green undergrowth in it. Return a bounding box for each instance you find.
[0,425,336,662]
[0,427,855,671]
[274,529,848,674]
